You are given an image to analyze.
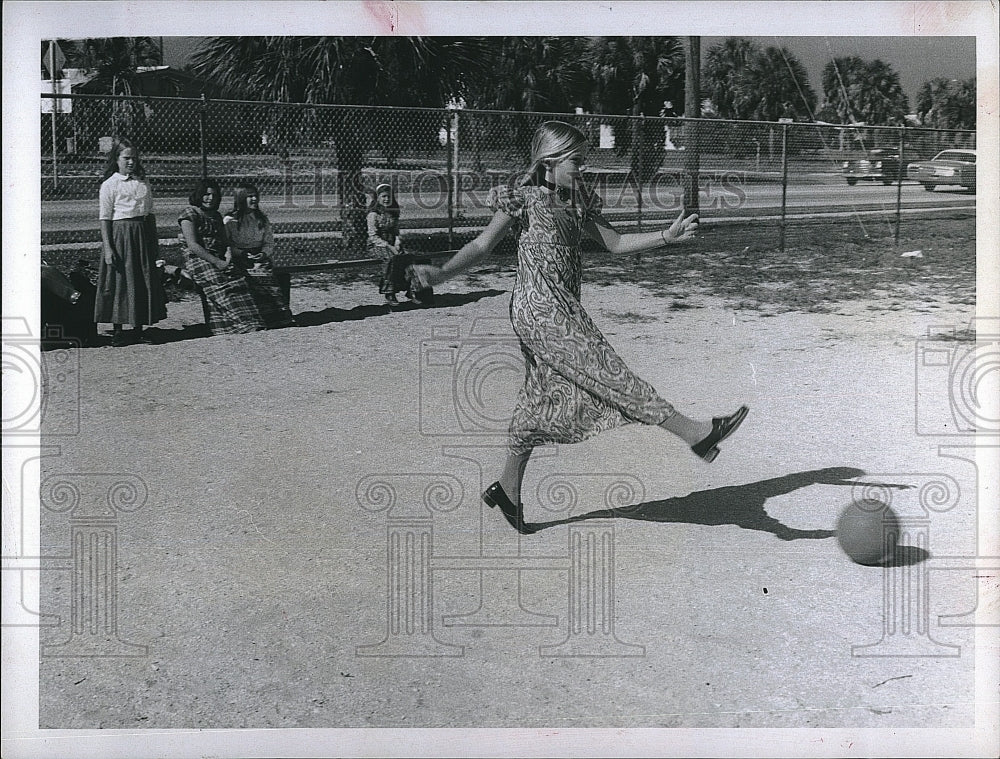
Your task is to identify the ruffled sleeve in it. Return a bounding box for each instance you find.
[487,185,527,220]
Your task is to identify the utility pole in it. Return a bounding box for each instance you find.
[683,36,701,214]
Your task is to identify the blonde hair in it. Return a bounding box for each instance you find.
[520,121,589,187]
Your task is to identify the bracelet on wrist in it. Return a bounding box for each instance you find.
[660,229,668,244]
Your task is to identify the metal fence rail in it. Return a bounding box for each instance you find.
[41,93,976,267]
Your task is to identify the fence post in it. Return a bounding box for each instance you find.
[682,117,701,217]
[49,42,60,192]
[446,109,454,251]
[894,126,906,245]
[779,124,789,255]
[199,94,208,180]
[633,114,644,232]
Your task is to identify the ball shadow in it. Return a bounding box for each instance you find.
[886,544,931,567]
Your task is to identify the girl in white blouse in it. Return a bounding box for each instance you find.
[95,139,166,345]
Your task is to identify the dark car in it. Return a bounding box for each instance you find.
[906,149,977,191]
[841,149,904,185]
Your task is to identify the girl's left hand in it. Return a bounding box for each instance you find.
[664,209,699,242]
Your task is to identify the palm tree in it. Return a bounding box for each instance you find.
[738,46,816,122]
[459,37,590,169]
[67,37,162,139]
[821,57,908,125]
[821,56,868,123]
[190,36,487,216]
[585,37,685,182]
[470,37,588,112]
[916,77,976,129]
[701,37,761,119]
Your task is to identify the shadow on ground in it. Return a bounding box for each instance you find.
[293,288,507,327]
[76,289,508,347]
[530,466,925,562]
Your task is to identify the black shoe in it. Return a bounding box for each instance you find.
[482,481,537,535]
[691,405,749,462]
[110,331,131,347]
[384,293,399,307]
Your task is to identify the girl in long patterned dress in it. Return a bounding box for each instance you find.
[411,121,748,534]
[178,178,267,335]
[223,182,295,328]
[95,140,167,346]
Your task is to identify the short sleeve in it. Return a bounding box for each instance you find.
[487,185,526,219]
[178,206,201,226]
[98,177,115,220]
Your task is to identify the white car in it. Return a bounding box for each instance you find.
[906,149,976,192]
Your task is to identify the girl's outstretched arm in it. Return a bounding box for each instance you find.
[410,210,515,289]
[585,207,698,256]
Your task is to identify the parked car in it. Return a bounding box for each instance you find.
[906,149,977,191]
[841,148,904,185]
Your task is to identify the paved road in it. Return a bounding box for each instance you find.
[41,177,975,236]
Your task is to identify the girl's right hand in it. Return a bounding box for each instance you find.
[103,248,115,266]
[216,251,233,271]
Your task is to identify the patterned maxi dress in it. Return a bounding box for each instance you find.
[489,184,676,455]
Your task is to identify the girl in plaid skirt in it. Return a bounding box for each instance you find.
[178,178,267,335]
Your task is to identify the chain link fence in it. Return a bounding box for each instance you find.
[41,92,976,271]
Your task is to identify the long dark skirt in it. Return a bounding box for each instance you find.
[94,216,167,326]
[231,248,295,328]
[378,253,433,303]
[245,267,295,328]
[184,255,267,335]
[378,252,414,295]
